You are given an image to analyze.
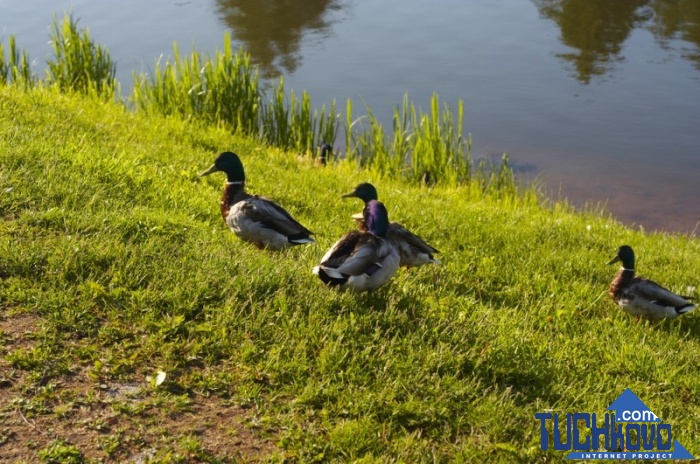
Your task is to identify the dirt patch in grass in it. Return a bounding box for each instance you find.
[0,312,278,462]
[0,309,41,352]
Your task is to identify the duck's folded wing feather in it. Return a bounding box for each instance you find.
[323,233,382,276]
[630,278,693,307]
[247,196,313,236]
[388,223,439,253]
[321,231,363,263]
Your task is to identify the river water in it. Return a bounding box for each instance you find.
[2,0,699,234]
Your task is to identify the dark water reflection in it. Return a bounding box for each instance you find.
[211,0,700,85]
[214,0,342,78]
[649,0,700,70]
[534,0,700,83]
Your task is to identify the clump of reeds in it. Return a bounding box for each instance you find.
[345,93,480,187]
[0,35,35,87]
[133,38,339,156]
[133,34,261,135]
[46,14,116,98]
[260,78,339,154]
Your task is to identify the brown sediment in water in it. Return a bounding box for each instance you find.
[507,147,700,236]
[566,186,698,235]
[536,168,700,236]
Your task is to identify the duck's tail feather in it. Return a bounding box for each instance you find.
[313,265,348,286]
[676,303,697,315]
[290,236,315,245]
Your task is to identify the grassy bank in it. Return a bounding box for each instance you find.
[2,85,700,462]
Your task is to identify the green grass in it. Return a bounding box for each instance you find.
[2,84,700,462]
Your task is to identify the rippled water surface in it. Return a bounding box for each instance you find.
[2,0,699,233]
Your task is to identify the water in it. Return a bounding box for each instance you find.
[2,0,699,234]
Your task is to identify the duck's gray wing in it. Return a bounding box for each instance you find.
[629,277,694,308]
[246,196,314,238]
[388,222,439,254]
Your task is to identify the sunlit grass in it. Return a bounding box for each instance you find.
[260,79,339,155]
[0,14,116,96]
[133,37,341,159]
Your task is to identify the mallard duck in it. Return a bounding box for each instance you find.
[318,144,332,166]
[608,245,696,320]
[200,151,315,250]
[342,183,440,268]
[313,199,400,292]
[297,144,332,166]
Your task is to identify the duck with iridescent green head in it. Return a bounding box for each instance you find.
[608,245,696,320]
[318,144,332,166]
[342,182,440,268]
[200,151,315,250]
[313,198,400,292]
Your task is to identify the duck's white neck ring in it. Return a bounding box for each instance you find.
[226,181,244,185]
[621,267,634,272]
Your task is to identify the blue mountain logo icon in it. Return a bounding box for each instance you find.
[668,441,696,460]
[606,388,660,422]
[604,389,694,459]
